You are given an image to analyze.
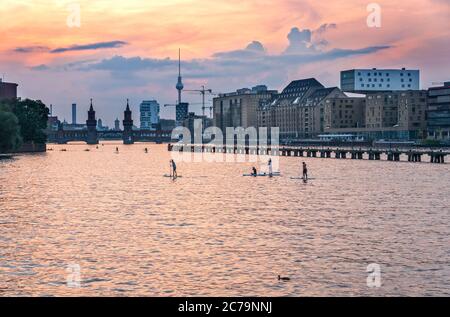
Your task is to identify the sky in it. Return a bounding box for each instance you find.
[0,0,449,126]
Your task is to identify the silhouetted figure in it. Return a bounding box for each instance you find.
[268,158,273,176]
[251,167,257,177]
[170,160,177,179]
[302,162,308,180]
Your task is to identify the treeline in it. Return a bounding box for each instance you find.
[0,99,49,153]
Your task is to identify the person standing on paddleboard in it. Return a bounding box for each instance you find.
[268,158,273,176]
[170,160,177,178]
[302,162,308,180]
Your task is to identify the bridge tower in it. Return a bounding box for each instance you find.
[86,99,98,145]
[123,99,134,144]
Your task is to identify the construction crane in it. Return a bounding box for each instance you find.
[184,85,219,117]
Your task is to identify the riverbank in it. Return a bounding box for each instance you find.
[0,142,46,155]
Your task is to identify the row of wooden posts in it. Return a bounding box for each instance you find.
[167,144,448,164]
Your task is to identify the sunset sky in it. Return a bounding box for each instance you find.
[1,0,449,125]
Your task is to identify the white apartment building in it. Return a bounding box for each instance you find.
[341,68,420,93]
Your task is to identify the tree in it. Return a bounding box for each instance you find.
[0,109,22,153]
[5,99,49,144]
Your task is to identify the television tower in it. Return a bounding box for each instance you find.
[176,48,184,106]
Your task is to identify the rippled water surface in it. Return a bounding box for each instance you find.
[1,143,449,296]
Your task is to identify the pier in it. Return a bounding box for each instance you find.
[167,144,449,164]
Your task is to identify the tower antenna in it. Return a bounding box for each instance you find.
[176,48,184,106]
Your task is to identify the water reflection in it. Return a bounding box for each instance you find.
[1,142,449,296]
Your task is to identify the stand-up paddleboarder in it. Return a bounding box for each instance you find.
[302,162,308,181]
[170,160,178,179]
[268,158,273,177]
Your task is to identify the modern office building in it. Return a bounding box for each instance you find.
[427,82,450,141]
[0,79,18,101]
[341,68,420,93]
[176,102,189,127]
[139,100,160,130]
[72,103,77,124]
[214,85,278,133]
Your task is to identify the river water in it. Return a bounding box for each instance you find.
[1,142,449,296]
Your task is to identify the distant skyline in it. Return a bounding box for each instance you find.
[1,0,449,125]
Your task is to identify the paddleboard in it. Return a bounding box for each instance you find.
[164,175,182,178]
[243,173,281,177]
[290,177,315,180]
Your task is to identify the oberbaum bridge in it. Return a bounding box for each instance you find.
[47,100,173,145]
[48,100,448,164]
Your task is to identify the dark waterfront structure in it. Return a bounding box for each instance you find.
[168,143,449,164]
[0,79,18,101]
[123,99,134,145]
[48,100,173,144]
[86,99,98,145]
